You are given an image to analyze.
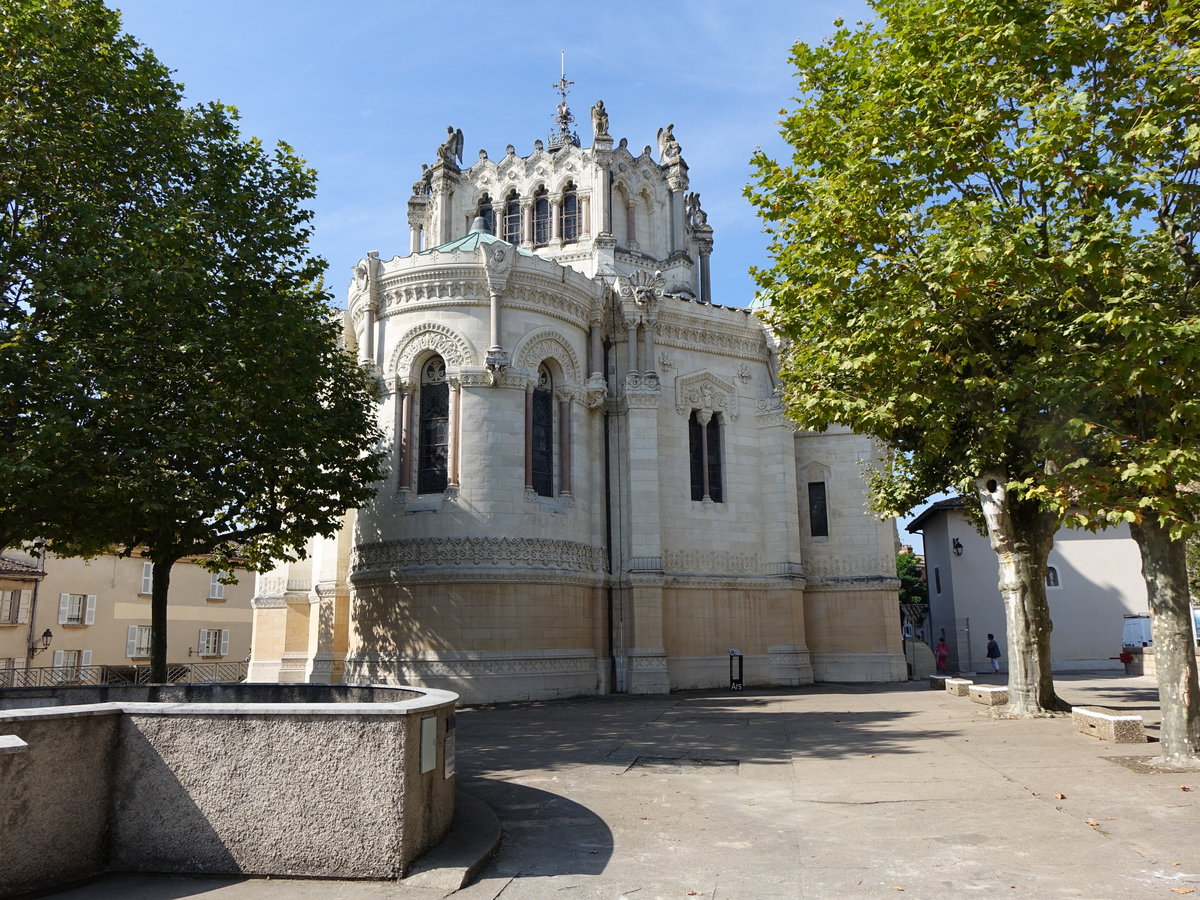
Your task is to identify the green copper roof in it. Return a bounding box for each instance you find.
[419,217,537,257]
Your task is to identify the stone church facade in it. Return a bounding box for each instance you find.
[248,98,904,703]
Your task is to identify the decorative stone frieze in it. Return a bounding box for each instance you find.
[352,537,607,574]
[674,370,738,422]
[663,548,760,575]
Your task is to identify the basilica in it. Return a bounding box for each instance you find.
[247,92,905,703]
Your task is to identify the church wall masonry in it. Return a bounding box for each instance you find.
[249,92,904,702]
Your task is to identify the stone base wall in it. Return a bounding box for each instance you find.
[0,686,456,895]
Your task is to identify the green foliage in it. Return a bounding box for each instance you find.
[896,551,928,604]
[747,0,1200,532]
[1,0,385,676]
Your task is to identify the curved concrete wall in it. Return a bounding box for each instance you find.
[0,684,456,896]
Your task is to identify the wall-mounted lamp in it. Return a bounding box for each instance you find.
[952,538,964,557]
[29,628,53,656]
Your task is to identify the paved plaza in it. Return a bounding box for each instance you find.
[48,673,1200,899]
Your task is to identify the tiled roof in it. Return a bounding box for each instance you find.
[0,555,46,577]
[905,496,965,533]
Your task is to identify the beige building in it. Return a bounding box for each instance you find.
[250,96,906,702]
[0,551,253,685]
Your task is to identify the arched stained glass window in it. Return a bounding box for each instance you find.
[503,190,521,245]
[533,187,550,247]
[561,182,580,243]
[418,356,449,494]
[532,364,554,497]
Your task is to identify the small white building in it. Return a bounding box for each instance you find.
[907,497,1148,673]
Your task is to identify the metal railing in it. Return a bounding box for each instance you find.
[0,660,248,688]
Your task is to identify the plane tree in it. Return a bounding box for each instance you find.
[749,0,1199,731]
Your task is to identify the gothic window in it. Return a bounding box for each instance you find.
[808,481,829,537]
[533,187,551,247]
[688,411,723,502]
[476,193,495,234]
[503,190,521,245]
[532,364,554,497]
[418,356,449,494]
[561,182,580,243]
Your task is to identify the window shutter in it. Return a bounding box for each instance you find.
[127,625,138,658]
[58,593,69,624]
[84,595,97,625]
[81,650,92,668]
[52,649,64,668]
[17,590,31,624]
[210,572,224,600]
[142,562,153,594]
[199,628,209,656]
[219,629,230,656]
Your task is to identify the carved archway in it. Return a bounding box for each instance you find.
[512,328,583,388]
[389,322,474,380]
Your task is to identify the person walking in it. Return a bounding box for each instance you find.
[934,638,950,674]
[986,634,1002,674]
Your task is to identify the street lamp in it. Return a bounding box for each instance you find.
[29,628,52,656]
[952,538,964,557]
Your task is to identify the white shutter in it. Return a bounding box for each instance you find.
[58,593,69,624]
[219,629,230,656]
[141,562,153,594]
[209,572,224,600]
[198,628,209,656]
[84,595,96,625]
[52,649,64,667]
[127,625,139,658]
[17,590,31,624]
[80,650,91,670]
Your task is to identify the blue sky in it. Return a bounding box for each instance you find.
[110,0,872,309]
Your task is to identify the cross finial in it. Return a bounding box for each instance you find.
[550,51,579,147]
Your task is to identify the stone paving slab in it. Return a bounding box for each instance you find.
[39,674,1200,899]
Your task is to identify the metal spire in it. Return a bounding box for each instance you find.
[549,50,579,148]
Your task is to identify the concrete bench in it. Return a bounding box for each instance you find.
[969,685,1009,707]
[1072,706,1146,743]
[928,675,950,690]
[945,678,973,697]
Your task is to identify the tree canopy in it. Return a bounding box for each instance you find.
[748,0,1200,745]
[1,0,385,680]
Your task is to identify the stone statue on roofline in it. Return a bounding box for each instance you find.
[591,100,609,138]
[436,126,464,170]
[657,123,681,162]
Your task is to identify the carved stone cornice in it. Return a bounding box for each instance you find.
[624,372,661,407]
[654,320,766,361]
[756,392,792,429]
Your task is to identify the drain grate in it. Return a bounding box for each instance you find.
[625,756,740,773]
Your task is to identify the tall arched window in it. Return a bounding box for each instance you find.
[503,190,521,244]
[688,411,723,502]
[533,187,551,247]
[561,182,580,243]
[418,356,449,494]
[476,193,495,234]
[531,364,554,496]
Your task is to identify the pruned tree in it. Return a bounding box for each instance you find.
[2,0,385,681]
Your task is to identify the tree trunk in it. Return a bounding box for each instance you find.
[1129,517,1200,767]
[976,474,1069,716]
[150,556,178,683]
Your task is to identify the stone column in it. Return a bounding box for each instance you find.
[697,408,712,501]
[626,324,638,375]
[625,200,637,248]
[643,322,657,375]
[397,386,413,493]
[696,228,714,305]
[558,397,572,495]
[588,323,603,379]
[524,387,534,492]
[447,378,461,488]
[551,196,562,244]
[580,194,592,237]
[521,201,533,248]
